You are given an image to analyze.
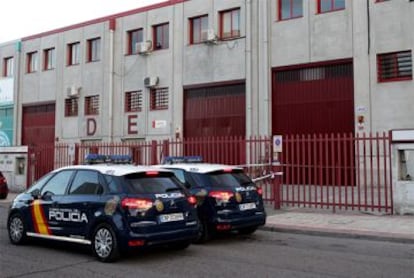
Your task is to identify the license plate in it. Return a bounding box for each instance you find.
[159,213,184,223]
[239,202,256,211]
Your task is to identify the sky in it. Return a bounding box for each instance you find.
[0,0,164,43]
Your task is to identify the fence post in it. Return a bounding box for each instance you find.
[151,140,158,165]
[273,164,282,209]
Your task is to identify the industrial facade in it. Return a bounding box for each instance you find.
[0,0,413,147]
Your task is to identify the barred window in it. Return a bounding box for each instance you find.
[125,91,143,112]
[150,88,168,110]
[65,98,79,117]
[85,95,100,115]
[377,51,412,82]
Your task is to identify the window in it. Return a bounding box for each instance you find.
[377,50,412,82]
[317,0,345,13]
[67,42,80,65]
[65,98,79,117]
[279,0,303,20]
[85,95,100,115]
[40,170,74,196]
[27,51,38,73]
[153,23,169,50]
[3,57,13,77]
[69,170,103,195]
[127,29,143,54]
[87,38,101,62]
[150,88,168,110]
[125,91,143,112]
[43,48,55,70]
[220,8,240,39]
[190,15,208,44]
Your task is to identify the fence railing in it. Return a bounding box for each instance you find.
[27,133,393,213]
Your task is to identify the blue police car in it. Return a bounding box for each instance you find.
[155,156,266,242]
[7,155,199,262]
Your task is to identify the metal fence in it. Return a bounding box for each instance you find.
[27,133,393,213]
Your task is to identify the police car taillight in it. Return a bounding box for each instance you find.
[208,191,234,202]
[121,198,153,211]
[187,196,197,206]
[257,187,263,196]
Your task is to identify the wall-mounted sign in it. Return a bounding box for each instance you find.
[152,120,167,129]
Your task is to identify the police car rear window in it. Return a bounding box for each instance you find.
[124,173,183,194]
[191,171,248,188]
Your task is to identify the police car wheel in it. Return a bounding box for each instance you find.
[92,224,120,262]
[194,220,212,244]
[8,213,27,245]
[238,226,258,235]
[0,192,7,199]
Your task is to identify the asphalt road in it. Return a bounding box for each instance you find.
[1,205,413,278]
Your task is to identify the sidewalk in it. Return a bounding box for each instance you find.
[264,205,414,244]
[2,193,414,244]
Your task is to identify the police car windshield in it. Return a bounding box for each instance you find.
[191,171,250,188]
[124,173,183,194]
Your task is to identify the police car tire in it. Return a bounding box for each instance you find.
[238,226,258,235]
[194,220,212,244]
[92,224,120,263]
[0,192,7,199]
[8,213,27,245]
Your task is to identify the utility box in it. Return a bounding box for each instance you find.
[0,146,28,192]
[391,130,414,215]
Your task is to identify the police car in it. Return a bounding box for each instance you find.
[155,156,266,242]
[7,155,199,262]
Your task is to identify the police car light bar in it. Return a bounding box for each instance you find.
[84,154,133,164]
[162,156,203,164]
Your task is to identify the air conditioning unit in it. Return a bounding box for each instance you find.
[201,29,218,44]
[136,41,152,54]
[144,76,159,88]
[67,85,81,98]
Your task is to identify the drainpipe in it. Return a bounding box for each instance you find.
[246,0,253,137]
[14,41,22,146]
[108,19,115,142]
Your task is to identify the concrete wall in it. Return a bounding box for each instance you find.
[2,0,414,144]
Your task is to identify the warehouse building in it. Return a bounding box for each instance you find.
[0,0,413,148]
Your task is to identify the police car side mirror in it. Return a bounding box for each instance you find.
[31,189,41,199]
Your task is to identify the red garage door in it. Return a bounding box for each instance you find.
[184,83,246,138]
[272,60,354,135]
[22,103,56,146]
[272,60,354,186]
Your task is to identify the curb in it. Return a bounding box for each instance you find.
[259,225,414,244]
